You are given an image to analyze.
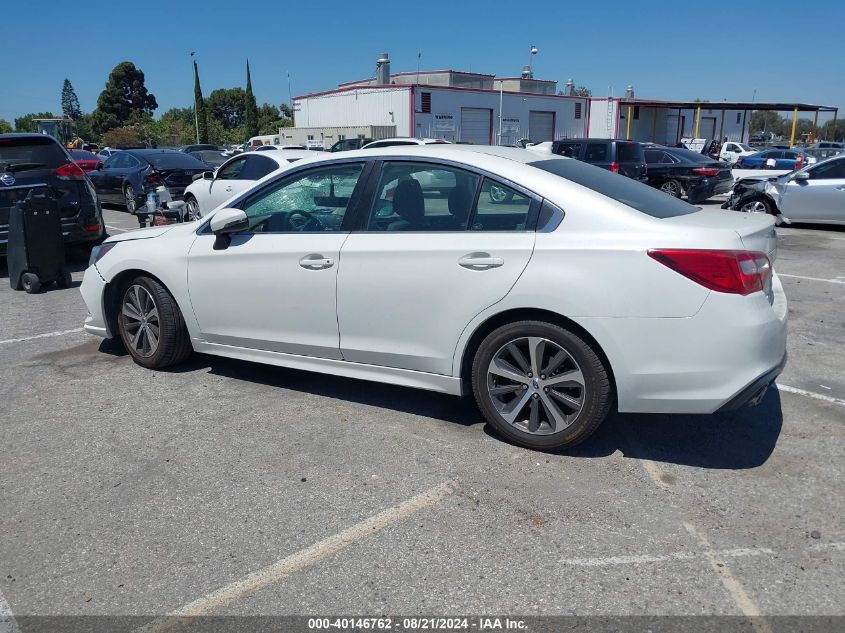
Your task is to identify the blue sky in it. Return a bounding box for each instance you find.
[2,0,842,124]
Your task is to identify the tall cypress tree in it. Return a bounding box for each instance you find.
[193,61,208,143]
[61,79,82,120]
[244,60,259,138]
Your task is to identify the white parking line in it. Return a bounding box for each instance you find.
[105,224,129,233]
[0,328,84,346]
[778,273,845,285]
[135,480,456,632]
[559,546,773,567]
[684,522,771,633]
[0,587,20,633]
[776,383,845,407]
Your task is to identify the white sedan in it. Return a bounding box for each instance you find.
[182,149,313,219]
[80,145,787,451]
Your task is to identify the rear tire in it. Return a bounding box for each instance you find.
[21,273,41,294]
[471,320,612,451]
[124,184,137,213]
[116,276,193,369]
[659,179,683,198]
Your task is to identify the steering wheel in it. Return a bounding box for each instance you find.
[286,209,323,232]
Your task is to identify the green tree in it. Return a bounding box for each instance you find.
[207,88,246,129]
[61,79,82,120]
[280,103,293,119]
[820,118,845,142]
[101,125,144,148]
[91,62,158,135]
[0,119,12,134]
[750,111,785,135]
[193,61,208,144]
[152,107,197,146]
[244,61,259,138]
[14,112,56,132]
[573,86,592,97]
[74,113,97,143]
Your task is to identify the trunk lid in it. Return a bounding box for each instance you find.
[663,208,778,263]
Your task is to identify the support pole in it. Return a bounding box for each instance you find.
[718,109,725,143]
[812,110,819,143]
[832,110,838,142]
[694,104,701,138]
[740,110,747,143]
[676,108,682,144]
[626,105,632,139]
[651,108,657,142]
[789,106,798,147]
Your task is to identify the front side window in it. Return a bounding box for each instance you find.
[241,163,364,233]
[217,157,247,180]
[239,155,277,180]
[366,162,479,232]
[554,142,582,158]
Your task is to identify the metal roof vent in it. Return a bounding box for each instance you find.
[521,65,533,80]
[625,84,635,98]
[565,79,575,96]
[376,53,391,84]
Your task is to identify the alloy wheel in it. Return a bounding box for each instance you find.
[125,185,136,213]
[486,336,585,435]
[121,284,160,358]
[186,198,201,221]
[660,181,681,197]
[740,200,769,214]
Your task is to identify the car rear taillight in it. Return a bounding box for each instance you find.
[53,162,86,180]
[648,249,771,295]
[83,221,101,232]
[144,172,162,187]
[794,154,804,170]
[692,167,720,177]
[610,162,620,173]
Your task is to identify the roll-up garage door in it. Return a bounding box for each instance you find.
[529,111,554,142]
[460,108,492,145]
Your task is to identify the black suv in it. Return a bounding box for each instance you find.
[549,139,647,181]
[0,134,103,256]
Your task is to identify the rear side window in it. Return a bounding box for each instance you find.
[143,152,208,169]
[585,143,608,161]
[554,142,582,158]
[0,137,68,170]
[529,158,698,219]
[240,155,278,180]
[615,142,643,163]
[644,150,663,164]
[472,180,532,231]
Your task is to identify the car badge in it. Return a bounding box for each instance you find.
[0,173,15,186]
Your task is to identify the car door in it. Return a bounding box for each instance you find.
[186,160,369,358]
[88,153,123,201]
[198,155,249,213]
[779,158,845,223]
[336,160,537,376]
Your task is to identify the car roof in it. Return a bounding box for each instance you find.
[0,133,61,140]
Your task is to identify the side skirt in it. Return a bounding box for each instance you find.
[192,341,465,396]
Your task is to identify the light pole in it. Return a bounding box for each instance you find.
[190,52,199,144]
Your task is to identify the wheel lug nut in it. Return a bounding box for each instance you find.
[522,384,528,390]
[544,387,549,393]
[540,374,546,380]
[527,372,533,378]
[533,393,539,399]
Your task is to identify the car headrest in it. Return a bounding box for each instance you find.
[393,179,425,224]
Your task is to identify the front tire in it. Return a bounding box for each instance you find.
[117,276,192,369]
[185,195,201,221]
[471,320,612,451]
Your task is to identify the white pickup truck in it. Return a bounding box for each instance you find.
[718,142,757,164]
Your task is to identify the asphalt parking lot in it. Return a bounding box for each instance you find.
[0,202,843,629]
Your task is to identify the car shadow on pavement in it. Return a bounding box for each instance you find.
[111,347,784,470]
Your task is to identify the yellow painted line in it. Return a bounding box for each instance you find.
[135,480,456,632]
[684,522,772,633]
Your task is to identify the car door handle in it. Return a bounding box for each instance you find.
[225,186,233,192]
[299,254,334,270]
[458,253,504,270]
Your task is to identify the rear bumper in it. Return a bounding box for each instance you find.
[576,273,788,414]
[715,352,787,412]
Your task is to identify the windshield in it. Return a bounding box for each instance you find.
[738,144,754,152]
[529,158,699,219]
[668,148,717,163]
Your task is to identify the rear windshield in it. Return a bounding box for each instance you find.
[529,158,698,218]
[138,152,208,169]
[615,142,644,163]
[0,137,68,170]
[667,148,716,163]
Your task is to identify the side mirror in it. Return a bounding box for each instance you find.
[96,162,105,170]
[209,208,248,250]
[202,171,214,180]
[792,171,810,181]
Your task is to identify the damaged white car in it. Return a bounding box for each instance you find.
[723,155,845,225]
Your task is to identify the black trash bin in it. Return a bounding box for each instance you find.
[6,187,71,293]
